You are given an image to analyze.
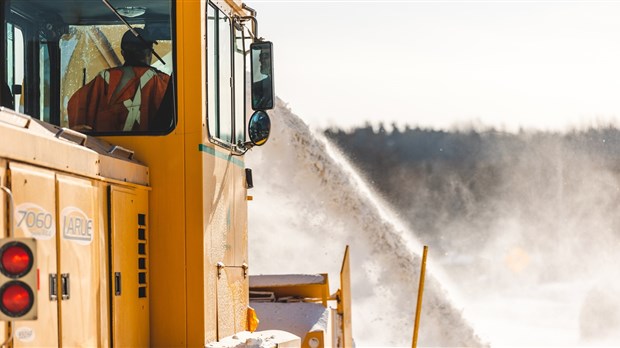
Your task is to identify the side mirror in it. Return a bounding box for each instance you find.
[250,41,274,111]
[248,110,271,146]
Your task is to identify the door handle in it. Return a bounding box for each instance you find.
[61,273,70,300]
[114,272,121,296]
[49,274,57,301]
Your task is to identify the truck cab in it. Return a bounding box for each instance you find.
[0,0,349,347]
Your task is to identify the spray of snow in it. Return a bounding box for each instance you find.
[246,99,484,347]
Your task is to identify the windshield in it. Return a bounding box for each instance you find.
[2,0,175,134]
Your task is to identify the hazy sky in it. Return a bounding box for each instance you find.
[250,0,620,131]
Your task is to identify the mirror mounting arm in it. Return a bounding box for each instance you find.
[231,141,254,157]
[241,4,259,41]
[237,16,260,42]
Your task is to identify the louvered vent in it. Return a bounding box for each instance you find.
[137,213,147,298]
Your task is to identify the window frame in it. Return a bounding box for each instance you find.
[233,20,247,146]
[2,0,178,136]
[5,12,41,118]
[205,1,247,154]
[0,1,6,100]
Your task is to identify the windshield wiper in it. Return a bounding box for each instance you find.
[101,0,166,65]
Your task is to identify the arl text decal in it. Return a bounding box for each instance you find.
[61,206,94,245]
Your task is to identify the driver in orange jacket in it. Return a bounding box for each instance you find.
[68,28,170,132]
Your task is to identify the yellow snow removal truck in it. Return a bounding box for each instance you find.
[0,0,352,346]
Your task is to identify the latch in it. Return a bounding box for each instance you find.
[107,145,134,160]
[49,274,57,301]
[55,128,87,146]
[114,272,121,296]
[216,262,248,279]
[61,273,70,300]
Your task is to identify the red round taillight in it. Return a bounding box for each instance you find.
[0,242,33,278]
[0,281,34,317]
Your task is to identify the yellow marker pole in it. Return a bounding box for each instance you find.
[412,245,428,348]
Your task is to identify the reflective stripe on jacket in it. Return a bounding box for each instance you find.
[68,66,170,132]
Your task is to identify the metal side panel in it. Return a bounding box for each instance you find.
[56,174,101,347]
[232,161,249,332]
[110,185,149,347]
[0,120,99,179]
[98,155,149,187]
[0,111,148,187]
[207,158,239,340]
[95,180,111,348]
[9,162,58,347]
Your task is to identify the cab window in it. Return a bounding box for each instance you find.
[5,21,26,114]
[3,0,176,135]
[233,23,246,144]
[206,2,247,150]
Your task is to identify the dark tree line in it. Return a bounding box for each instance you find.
[325,124,620,257]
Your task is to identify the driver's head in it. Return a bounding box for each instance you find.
[259,50,270,75]
[121,28,154,67]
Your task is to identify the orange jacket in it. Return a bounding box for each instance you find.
[68,66,170,132]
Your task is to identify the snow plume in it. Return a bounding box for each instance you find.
[246,99,484,347]
[421,131,620,346]
[325,125,620,345]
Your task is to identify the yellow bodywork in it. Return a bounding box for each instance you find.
[0,114,151,346]
[248,247,353,348]
[99,0,252,345]
[1,1,251,343]
[0,0,351,346]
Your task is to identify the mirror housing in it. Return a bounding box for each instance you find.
[246,110,271,148]
[250,41,274,111]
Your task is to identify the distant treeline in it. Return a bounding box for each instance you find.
[324,124,620,256]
